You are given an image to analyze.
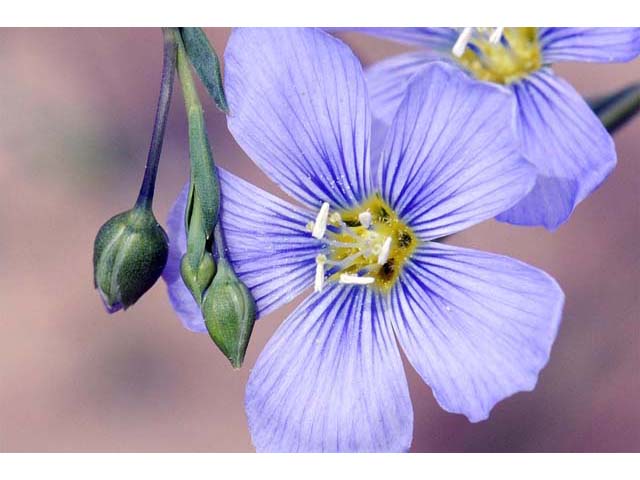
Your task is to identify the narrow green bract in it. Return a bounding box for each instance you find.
[180,27,229,113]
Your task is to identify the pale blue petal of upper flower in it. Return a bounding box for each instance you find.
[346,27,458,50]
[497,68,616,229]
[539,27,640,63]
[379,62,535,240]
[366,50,440,125]
[224,27,371,210]
[245,285,413,452]
[390,242,564,422]
[162,168,319,331]
[163,186,207,333]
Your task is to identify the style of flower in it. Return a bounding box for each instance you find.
[351,27,640,229]
[163,28,564,452]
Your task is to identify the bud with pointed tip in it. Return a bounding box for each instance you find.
[93,207,169,313]
[202,258,256,368]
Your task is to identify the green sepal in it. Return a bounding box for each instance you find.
[180,27,229,113]
[187,105,220,239]
[202,258,256,368]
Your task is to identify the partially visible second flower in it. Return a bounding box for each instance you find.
[353,27,640,229]
[164,28,565,452]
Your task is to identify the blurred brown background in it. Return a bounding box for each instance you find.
[0,28,638,452]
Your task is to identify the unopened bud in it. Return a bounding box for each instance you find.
[93,207,168,313]
[180,252,215,305]
[202,258,256,368]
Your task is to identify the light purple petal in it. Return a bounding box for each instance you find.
[379,61,535,240]
[497,68,616,229]
[163,186,207,333]
[366,50,440,125]
[390,242,564,422]
[162,168,319,331]
[539,27,640,63]
[224,28,371,210]
[245,285,413,452]
[346,27,458,50]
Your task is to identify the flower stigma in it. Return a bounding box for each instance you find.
[452,27,542,84]
[308,194,418,293]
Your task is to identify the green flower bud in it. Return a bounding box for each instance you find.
[180,252,215,305]
[93,207,169,313]
[202,258,256,368]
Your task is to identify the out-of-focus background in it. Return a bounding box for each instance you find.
[0,28,638,452]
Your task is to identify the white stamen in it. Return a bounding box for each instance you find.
[358,211,372,229]
[489,27,504,44]
[314,254,326,292]
[452,27,473,57]
[339,274,375,285]
[312,202,330,239]
[377,237,392,265]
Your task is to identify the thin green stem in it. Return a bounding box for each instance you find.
[175,29,203,116]
[136,27,177,210]
[590,83,640,134]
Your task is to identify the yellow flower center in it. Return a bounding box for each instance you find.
[309,194,418,293]
[454,27,542,85]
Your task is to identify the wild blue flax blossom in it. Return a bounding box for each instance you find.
[163,28,565,452]
[351,27,640,229]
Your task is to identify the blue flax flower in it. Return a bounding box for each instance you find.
[163,28,564,452]
[352,27,640,229]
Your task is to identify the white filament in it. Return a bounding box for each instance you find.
[453,27,505,57]
[489,27,504,44]
[312,202,330,239]
[377,237,392,265]
[452,27,473,57]
[339,274,374,285]
[314,254,326,292]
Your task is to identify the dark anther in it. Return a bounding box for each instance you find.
[377,207,390,223]
[379,258,395,281]
[398,231,412,248]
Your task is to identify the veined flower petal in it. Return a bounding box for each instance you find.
[390,242,564,422]
[224,28,371,210]
[366,50,440,126]
[379,62,535,240]
[245,284,413,452]
[162,168,318,332]
[539,28,640,63]
[497,68,616,229]
[344,27,458,50]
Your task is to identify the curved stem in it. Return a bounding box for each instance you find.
[135,27,177,210]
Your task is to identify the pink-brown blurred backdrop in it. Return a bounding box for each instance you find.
[0,28,638,452]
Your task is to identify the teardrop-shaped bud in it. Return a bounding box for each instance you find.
[202,258,256,368]
[93,207,169,313]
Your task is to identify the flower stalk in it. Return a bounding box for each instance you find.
[94,28,175,312]
[589,83,640,134]
[135,27,178,211]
